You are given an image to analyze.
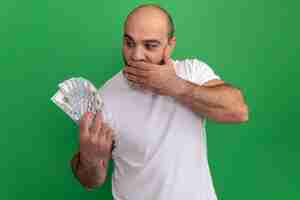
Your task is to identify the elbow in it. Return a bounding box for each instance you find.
[229,89,249,123]
[236,89,249,122]
[70,155,106,192]
[213,103,249,124]
[209,90,249,124]
[82,177,106,192]
[218,104,249,123]
[84,181,105,192]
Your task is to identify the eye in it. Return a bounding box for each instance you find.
[124,39,135,48]
[145,43,159,50]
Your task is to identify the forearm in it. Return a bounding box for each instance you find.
[174,80,248,123]
[70,152,108,191]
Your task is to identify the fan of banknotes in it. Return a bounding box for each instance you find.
[51,77,104,125]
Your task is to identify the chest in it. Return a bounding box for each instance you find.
[110,90,201,162]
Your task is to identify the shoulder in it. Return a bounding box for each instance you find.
[172,57,221,85]
[97,70,124,118]
[173,57,215,73]
[173,57,206,66]
[98,70,127,96]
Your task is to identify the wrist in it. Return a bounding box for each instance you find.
[172,77,193,99]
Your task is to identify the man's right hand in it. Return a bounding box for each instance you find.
[79,111,114,167]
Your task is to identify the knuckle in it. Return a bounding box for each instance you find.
[90,128,96,135]
[91,135,98,143]
[103,123,109,129]
[100,125,107,134]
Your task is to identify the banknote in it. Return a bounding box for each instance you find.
[51,77,104,124]
[51,76,120,151]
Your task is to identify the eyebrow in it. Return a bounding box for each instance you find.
[124,33,161,44]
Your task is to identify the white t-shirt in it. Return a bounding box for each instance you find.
[98,58,221,200]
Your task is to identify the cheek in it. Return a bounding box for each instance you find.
[122,47,131,59]
[147,50,164,64]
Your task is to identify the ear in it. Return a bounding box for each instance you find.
[167,36,176,54]
[164,36,176,64]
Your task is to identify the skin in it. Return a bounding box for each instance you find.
[73,4,249,191]
[122,6,176,66]
[71,111,114,191]
[122,6,249,123]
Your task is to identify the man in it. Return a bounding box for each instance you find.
[70,4,249,200]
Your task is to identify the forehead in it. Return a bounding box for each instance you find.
[124,10,169,41]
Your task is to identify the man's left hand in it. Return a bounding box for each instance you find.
[123,49,185,96]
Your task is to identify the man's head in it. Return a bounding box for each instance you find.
[122,4,176,66]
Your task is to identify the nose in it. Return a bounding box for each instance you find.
[131,46,145,61]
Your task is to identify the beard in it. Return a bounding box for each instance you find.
[121,52,165,93]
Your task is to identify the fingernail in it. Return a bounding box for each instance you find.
[87,112,93,119]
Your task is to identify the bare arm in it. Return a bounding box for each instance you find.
[122,57,248,123]
[174,79,249,123]
[70,111,115,191]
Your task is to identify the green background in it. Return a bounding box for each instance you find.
[1,0,299,199]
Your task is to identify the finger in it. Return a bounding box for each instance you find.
[98,124,111,145]
[124,66,148,77]
[90,111,103,134]
[127,61,153,70]
[79,112,94,137]
[125,73,147,85]
[103,124,113,140]
[105,126,114,141]
[104,127,113,148]
[99,159,107,170]
[98,122,109,139]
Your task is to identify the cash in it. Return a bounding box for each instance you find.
[51,77,104,125]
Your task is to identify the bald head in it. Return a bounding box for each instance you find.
[122,4,176,66]
[124,4,175,38]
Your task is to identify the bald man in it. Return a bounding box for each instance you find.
[70,4,249,200]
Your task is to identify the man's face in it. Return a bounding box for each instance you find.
[122,10,173,66]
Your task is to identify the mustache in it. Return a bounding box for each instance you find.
[122,53,165,66]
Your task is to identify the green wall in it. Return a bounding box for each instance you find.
[1,0,299,199]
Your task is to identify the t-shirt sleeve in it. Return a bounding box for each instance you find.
[187,59,221,86]
[175,58,222,120]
